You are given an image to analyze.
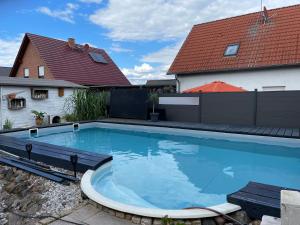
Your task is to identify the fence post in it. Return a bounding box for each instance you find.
[199,91,202,123]
[253,89,258,126]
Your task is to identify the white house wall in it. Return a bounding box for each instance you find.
[177,67,300,92]
[0,86,74,128]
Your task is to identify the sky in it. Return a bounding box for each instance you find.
[0,0,299,84]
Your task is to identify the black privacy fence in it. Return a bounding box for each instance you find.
[109,89,300,128]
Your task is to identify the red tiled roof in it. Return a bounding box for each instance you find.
[11,33,131,86]
[168,4,300,75]
[183,81,246,93]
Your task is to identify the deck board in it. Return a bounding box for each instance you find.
[227,182,298,220]
[0,135,112,172]
[99,118,300,139]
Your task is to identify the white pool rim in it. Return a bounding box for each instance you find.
[81,162,241,219]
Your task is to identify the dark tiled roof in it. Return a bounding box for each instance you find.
[146,79,176,87]
[0,76,86,88]
[0,67,11,77]
[168,4,300,75]
[11,33,131,86]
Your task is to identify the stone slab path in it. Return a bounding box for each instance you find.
[42,204,133,225]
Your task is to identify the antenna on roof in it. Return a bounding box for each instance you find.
[262,6,269,24]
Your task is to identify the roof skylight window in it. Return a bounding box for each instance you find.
[224,44,239,56]
[89,52,108,64]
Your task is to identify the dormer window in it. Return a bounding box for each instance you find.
[38,66,45,78]
[24,68,29,78]
[224,44,239,56]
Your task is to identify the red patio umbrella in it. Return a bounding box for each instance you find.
[183,81,246,93]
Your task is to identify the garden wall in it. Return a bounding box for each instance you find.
[158,91,300,128]
[109,89,300,128]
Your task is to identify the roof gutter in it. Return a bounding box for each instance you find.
[168,63,300,76]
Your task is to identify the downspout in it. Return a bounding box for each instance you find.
[175,74,180,93]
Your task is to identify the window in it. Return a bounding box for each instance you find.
[58,87,64,97]
[224,44,239,56]
[8,98,26,110]
[31,89,48,100]
[24,68,29,78]
[89,52,108,64]
[38,66,45,78]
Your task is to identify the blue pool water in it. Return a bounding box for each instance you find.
[27,127,300,209]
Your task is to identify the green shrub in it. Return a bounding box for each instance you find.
[65,90,108,121]
[63,113,77,122]
[3,119,13,130]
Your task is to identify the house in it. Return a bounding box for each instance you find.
[10,33,131,86]
[0,76,85,128]
[0,67,11,77]
[168,4,300,92]
[145,79,176,93]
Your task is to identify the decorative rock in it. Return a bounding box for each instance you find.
[115,211,125,219]
[141,217,152,225]
[231,211,250,224]
[153,218,162,225]
[132,216,142,224]
[192,219,202,225]
[214,216,225,225]
[4,182,16,193]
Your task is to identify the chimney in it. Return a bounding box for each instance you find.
[84,43,90,52]
[262,6,269,24]
[68,38,75,48]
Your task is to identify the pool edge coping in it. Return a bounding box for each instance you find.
[81,164,241,219]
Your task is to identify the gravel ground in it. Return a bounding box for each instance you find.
[0,156,86,225]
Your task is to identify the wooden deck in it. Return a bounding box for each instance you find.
[100,118,300,139]
[0,135,112,172]
[227,182,298,219]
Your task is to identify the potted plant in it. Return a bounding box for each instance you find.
[149,92,159,122]
[32,110,46,126]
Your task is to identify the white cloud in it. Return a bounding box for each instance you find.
[142,41,183,66]
[0,34,23,67]
[79,0,102,4]
[89,0,299,41]
[122,63,173,85]
[37,3,79,23]
[110,43,132,53]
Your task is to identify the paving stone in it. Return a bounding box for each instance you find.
[39,217,56,224]
[115,212,125,219]
[192,219,202,225]
[125,214,133,220]
[153,219,162,225]
[108,208,116,216]
[49,220,75,225]
[132,216,141,224]
[84,211,133,225]
[141,217,152,225]
[61,204,99,223]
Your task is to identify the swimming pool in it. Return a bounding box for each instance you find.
[17,122,300,217]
